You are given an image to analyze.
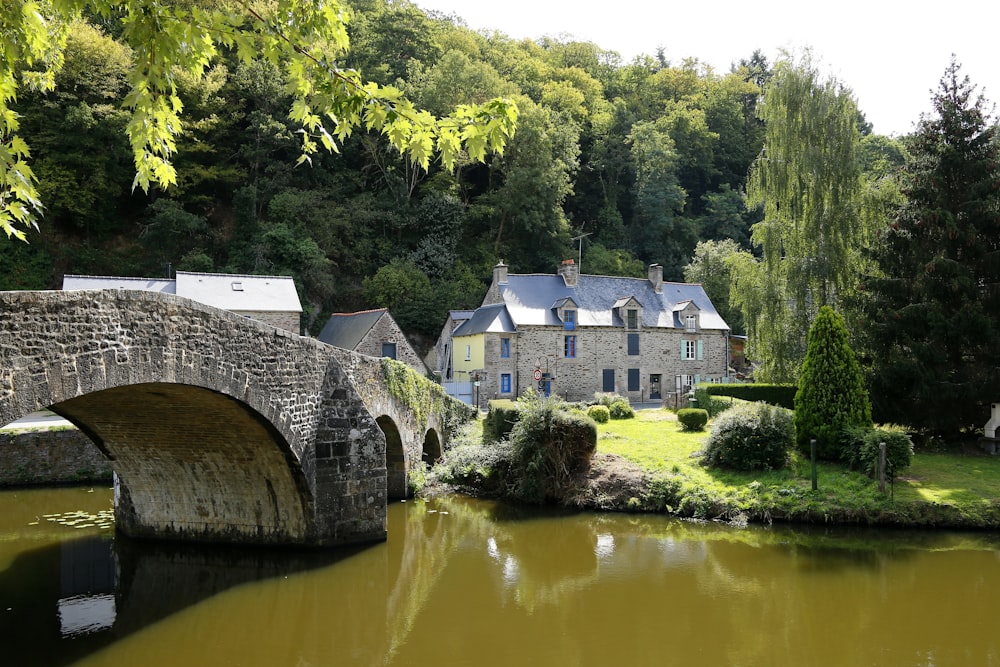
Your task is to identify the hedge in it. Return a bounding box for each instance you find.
[700,383,797,410]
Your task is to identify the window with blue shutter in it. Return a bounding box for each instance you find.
[564,335,576,358]
[500,337,510,358]
[627,333,639,355]
[628,368,640,391]
[501,373,511,394]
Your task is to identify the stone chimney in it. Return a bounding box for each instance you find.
[493,260,508,285]
[648,263,663,293]
[558,259,579,287]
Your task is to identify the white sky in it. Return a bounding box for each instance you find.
[415,0,999,137]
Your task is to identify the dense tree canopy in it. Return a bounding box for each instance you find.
[854,59,1000,434]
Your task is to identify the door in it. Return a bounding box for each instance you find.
[649,374,661,399]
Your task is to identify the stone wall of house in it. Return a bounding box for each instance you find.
[234,310,300,334]
[0,427,112,486]
[356,315,426,373]
[480,326,728,405]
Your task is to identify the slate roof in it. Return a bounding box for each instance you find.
[62,275,176,293]
[317,309,387,349]
[452,303,517,336]
[174,272,301,313]
[496,274,729,330]
[62,271,302,314]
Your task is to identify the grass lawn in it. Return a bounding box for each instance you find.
[597,408,1000,528]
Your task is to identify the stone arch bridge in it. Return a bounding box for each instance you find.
[0,290,474,548]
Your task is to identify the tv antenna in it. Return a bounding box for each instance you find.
[570,230,591,269]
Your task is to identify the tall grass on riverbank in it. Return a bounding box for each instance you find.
[598,410,1000,528]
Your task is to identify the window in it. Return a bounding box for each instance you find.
[563,309,576,330]
[381,342,397,359]
[564,335,577,358]
[678,374,694,391]
[602,369,615,392]
[627,333,639,356]
[685,314,697,332]
[500,373,511,394]
[465,344,471,361]
[627,368,640,391]
[500,337,510,358]
[682,340,696,360]
[626,308,638,330]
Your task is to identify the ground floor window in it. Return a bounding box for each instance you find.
[500,373,511,394]
[381,342,397,359]
[628,368,640,391]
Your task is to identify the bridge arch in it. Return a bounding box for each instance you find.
[0,290,388,547]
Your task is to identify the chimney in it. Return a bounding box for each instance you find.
[493,260,508,285]
[558,259,579,287]
[648,263,663,293]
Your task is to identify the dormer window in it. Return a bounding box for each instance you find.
[685,314,697,332]
[627,309,638,330]
[564,309,576,330]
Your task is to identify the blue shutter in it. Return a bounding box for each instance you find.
[697,340,703,361]
[680,340,685,359]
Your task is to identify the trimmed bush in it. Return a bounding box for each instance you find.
[794,306,872,460]
[587,404,610,423]
[701,383,797,409]
[841,425,914,479]
[483,399,520,443]
[677,408,709,431]
[703,402,794,471]
[609,400,635,420]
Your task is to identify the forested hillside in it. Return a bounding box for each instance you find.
[4,0,889,344]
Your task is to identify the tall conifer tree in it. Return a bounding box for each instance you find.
[855,59,1000,434]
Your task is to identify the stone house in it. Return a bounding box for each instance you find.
[62,271,302,333]
[448,260,730,408]
[317,309,426,374]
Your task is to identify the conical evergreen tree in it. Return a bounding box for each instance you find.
[794,306,872,458]
[854,59,1000,435]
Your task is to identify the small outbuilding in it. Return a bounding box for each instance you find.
[317,309,426,374]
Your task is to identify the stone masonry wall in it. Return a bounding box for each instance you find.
[0,289,385,547]
[0,427,111,486]
[481,326,728,404]
[355,315,426,373]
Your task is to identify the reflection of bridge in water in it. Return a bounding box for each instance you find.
[0,290,471,547]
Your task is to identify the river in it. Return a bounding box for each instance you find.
[1,485,999,666]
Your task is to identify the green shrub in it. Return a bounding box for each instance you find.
[677,408,709,431]
[794,306,872,459]
[841,424,914,479]
[483,399,521,443]
[587,404,610,423]
[592,392,627,407]
[609,400,635,420]
[703,402,794,471]
[508,395,598,503]
[693,385,733,417]
[701,383,797,409]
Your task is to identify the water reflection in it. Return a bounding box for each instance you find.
[2,489,1000,666]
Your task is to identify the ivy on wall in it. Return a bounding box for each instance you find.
[380,358,475,432]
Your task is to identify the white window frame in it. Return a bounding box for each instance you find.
[682,339,697,360]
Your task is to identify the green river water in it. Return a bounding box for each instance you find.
[1,485,999,666]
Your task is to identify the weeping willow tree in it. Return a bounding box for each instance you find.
[732,51,864,382]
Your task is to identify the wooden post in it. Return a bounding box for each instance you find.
[810,439,817,491]
[878,442,887,494]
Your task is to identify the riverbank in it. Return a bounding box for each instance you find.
[431,408,1000,530]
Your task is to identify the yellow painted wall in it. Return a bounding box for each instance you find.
[452,333,485,379]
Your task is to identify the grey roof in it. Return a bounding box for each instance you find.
[174,271,301,313]
[449,310,475,321]
[62,271,302,313]
[496,274,729,330]
[318,309,386,349]
[452,303,517,336]
[63,275,176,293]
